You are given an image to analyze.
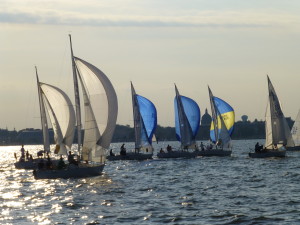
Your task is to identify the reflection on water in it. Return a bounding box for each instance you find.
[0,141,300,224]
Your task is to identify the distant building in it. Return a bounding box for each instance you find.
[201,108,212,126]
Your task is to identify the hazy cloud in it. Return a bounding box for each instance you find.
[0,1,299,28]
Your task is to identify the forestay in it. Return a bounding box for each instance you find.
[174,85,200,148]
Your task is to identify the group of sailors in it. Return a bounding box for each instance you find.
[254,142,286,152]
[158,142,217,153]
[14,144,34,162]
[109,144,151,156]
[109,143,127,156]
[15,145,80,170]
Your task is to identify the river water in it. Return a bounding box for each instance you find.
[1,140,300,224]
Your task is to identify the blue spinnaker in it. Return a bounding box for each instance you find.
[137,95,157,144]
[175,96,200,143]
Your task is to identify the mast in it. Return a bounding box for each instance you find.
[174,84,194,147]
[208,86,219,142]
[35,66,50,153]
[69,34,82,154]
[131,82,140,150]
[175,84,184,140]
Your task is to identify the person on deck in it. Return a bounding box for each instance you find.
[217,139,223,149]
[110,149,115,156]
[200,142,205,151]
[255,142,260,152]
[57,155,66,169]
[25,151,29,160]
[167,145,172,152]
[255,142,263,152]
[68,151,78,165]
[120,144,126,156]
[20,144,25,161]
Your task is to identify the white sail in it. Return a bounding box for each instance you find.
[40,83,76,155]
[36,68,50,153]
[74,57,118,163]
[265,99,273,148]
[265,76,293,149]
[291,109,300,146]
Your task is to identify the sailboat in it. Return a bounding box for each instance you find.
[157,84,200,158]
[34,35,118,178]
[107,82,157,160]
[198,86,234,156]
[15,66,75,171]
[15,67,75,169]
[249,76,289,158]
[287,109,300,151]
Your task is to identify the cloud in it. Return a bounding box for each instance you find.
[0,1,299,28]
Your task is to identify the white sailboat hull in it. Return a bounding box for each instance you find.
[197,149,232,157]
[249,150,286,158]
[33,164,104,179]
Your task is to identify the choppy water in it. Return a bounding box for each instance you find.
[1,140,300,224]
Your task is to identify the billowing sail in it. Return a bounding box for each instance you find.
[73,57,118,163]
[36,68,50,153]
[40,83,76,155]
[174,85,200,148]
[291,109,300,146]
[209,96,235,143]
[131,83,157,153]
[265,76,293,149]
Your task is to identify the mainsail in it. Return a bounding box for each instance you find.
[208,86,234,148]
[69,35,118,163]
[265,76,293,149]
[36,67,75,155]
[291,109,300,146]
[131,82,157,153]
[174,84,200,148]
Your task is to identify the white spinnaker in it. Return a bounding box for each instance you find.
[40,83,75,155]
[74,57,118,162]
[292,109,300,146]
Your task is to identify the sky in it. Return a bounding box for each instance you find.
[1,0,300,130]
